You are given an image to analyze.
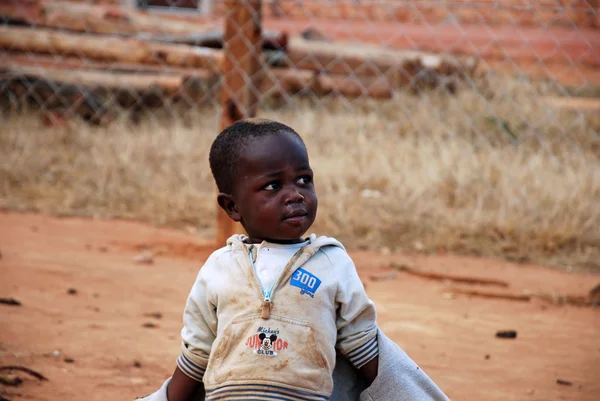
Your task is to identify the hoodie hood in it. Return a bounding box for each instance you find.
[226,234,345,259]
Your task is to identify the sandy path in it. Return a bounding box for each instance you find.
[1,212,599,400]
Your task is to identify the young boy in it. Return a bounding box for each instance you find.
[167,118,379,401]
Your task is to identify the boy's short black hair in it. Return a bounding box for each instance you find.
[209,118,306,194]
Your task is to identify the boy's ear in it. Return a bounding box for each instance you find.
[217,193,241,222]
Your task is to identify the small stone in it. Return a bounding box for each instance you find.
[67,288,78,295]
[556,379,573,386]
[380,247,391,256]
[484,354,490,360]
[142,322,157,328]
[133,360,142,368]
[413,241,425,251]
[144,312,162,319]
[98,246,108,253]
[0,297,21,306]
[442,293,454,300]
[64,357,75,363]
[133,251,154,265]
[51,350,62,357]
[496,330,517,339]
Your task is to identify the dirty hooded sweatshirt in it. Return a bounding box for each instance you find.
[177,234,379,401]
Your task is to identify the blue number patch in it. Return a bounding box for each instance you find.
[290,268,321,298]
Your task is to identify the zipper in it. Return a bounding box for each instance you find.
[248,246,305,320]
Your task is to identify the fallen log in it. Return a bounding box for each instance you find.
[2,65,185,93]
[134,30,287,51]
[1,70,168,125]
[266,0,599,29]
[0,51,217,78]
[0,26,223,70]
[318,73,392,99]
[0,65,219,124]
[59,0,119,3]
[263,68,393,99]
[0,1,218,36]
[0,0,280,51]
[0,1,288,50]
[261,68,317,96]
[282,36,478,88]
[1,52,390,101]
[1,64,218,106]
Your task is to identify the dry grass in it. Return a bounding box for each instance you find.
[1,75,599,271]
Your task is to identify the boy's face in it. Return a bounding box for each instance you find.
[221,131,318,243]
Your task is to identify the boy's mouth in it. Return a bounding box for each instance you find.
[283,208,308,224]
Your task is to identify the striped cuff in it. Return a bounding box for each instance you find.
[176,353,206,382]
[206,384,329,401]
[346,335,379,369]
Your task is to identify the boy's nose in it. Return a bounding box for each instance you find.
[284,188,304,204]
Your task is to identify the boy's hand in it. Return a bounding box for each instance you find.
[167,367,205,401]
[358,356,379,385]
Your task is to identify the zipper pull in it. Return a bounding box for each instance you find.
[261,300,272,320]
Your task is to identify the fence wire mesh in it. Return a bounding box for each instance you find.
[1,0,599,271]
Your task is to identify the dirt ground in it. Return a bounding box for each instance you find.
[1,212,599,401]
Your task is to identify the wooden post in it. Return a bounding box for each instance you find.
[216,0,263,246]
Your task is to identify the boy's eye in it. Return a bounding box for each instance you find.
[264,182,281,191]
[297,176,312,185]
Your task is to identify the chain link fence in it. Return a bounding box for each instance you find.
[1,0,599,271]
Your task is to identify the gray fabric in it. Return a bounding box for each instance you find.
[135,330,449,401]
[356,330,449,401]
[135,376,169,401]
